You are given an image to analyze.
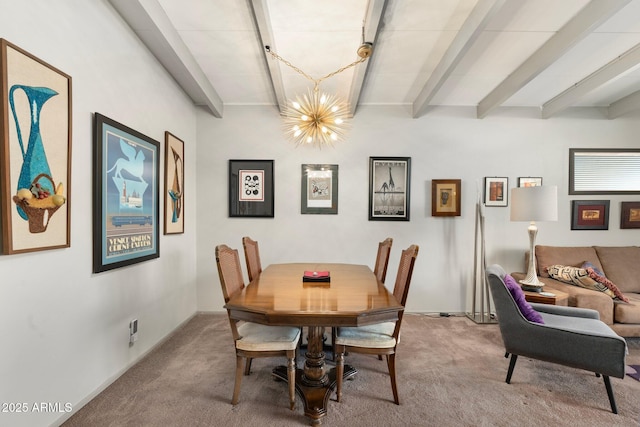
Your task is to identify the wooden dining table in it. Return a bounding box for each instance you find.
[224,263,403,425]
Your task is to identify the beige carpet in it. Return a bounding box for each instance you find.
[63,314,640,427]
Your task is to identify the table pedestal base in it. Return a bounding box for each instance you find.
[272,364,357,425]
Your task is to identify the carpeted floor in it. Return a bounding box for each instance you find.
[62,314,640,427]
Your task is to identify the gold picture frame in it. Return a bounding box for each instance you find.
[432,179,461,217]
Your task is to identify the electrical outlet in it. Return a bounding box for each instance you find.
[129,319,138,344]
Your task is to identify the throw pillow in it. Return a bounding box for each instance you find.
[581,261,605,277]
[584,267,630,303]
[503,274,544,324]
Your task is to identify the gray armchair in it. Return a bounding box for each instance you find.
[486,264,627,414]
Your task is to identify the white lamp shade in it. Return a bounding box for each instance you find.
[510,186,558,222]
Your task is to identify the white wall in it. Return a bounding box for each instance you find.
[0,2,198,426]
[196,105,640,315]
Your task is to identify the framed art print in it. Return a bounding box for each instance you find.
[93,113,160,273]
[229,159,274,217]
[518,177,542,187]
[571,200,609,230]
[620,201,640,229]
[432,179,461,217]
[301,164,338,214]
[369,157,411,221]
[0,39,72,254]
[164,132,184,234]
[484,177,508,207]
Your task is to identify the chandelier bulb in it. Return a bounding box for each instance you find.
[292,101,301,110]
[335,118,343,124]
[320,94,326,104]
[301,114,309,121]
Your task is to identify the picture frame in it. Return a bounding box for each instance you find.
[164,132,184,234]
[93,113,160,273]
[229,159,274,218]
[484,177,508,207]
[620,201,640,229]
[518,177,542,187]
[571,200,609,230]
[369,157,411,221]
[0,39,72,254]
[432,179,461,217]
[301,164,338,214]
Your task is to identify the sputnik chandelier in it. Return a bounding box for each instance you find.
[266,42,373,148]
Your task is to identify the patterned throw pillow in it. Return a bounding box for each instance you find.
[503,274,544,324]
[546,264,625,301]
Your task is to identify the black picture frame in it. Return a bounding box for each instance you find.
[571,200,609,230]
[229,159,274,218]
[93,113,160,273]
[369,157,411,221]
[484,177,508,207]
[301,164,338,214]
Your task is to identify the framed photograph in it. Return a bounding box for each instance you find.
[518,177,542,187]
[484,177,508,207]
[301,164,338,214]
[620,202,640,229]
[164,132,184,234]
[432,179,461,217]
[229,159,274,217]
[369,157,411,221]
[93,113,160,273]
[0,39,72,254]
[571,200,609,230]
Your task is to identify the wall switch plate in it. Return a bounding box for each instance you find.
[129,319,138,344]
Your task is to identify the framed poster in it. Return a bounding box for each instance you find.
[571,200,609,230]
[164,132,184,234]
[301,164,338,214]
[432,179,461,217]
[93,113,160,273]
[229,159,274,217]
[369,157,410,221]
[620,201,640,229]
[0,39,72,254]
[518,177,542,187]
[484,177,508,207]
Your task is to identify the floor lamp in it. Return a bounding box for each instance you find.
[510,186,558,292]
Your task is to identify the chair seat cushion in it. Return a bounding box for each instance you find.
[335,322,397,348]
[236,322,300,352]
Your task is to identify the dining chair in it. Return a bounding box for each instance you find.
[373,237,393,283]
[334,244,419,405]
[215,244,300,410]
[242,236,262,282]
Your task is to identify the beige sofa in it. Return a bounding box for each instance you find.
[511,245,640,337]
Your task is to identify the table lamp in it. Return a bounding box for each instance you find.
[510,185,558,292]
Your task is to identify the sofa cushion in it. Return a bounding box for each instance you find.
[535,246,602,278]
[615,293,640,324]
[547,264,616,299]
[595,246,640,293]
[503,274,544,324]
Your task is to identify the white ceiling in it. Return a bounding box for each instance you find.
[109,0,640,119]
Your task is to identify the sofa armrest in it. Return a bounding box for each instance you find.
[530,303,600,319]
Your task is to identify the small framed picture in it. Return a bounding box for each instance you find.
[571,200,609,230]
[164,132,184,234]
[432,179,461,217]
[229,159,274,218]
[369,157,411,221]
[620,201,640,229]
[518,177,542,187]
[484,177,508,207]
[301,164,338,214]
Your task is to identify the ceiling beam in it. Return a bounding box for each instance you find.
[412,0,506,118]
[608,88,640,119]
[347,0,387,117]
[541,42,640,119]
[250,0,286,113]
[477,0,631,119]
[109,0,223,117]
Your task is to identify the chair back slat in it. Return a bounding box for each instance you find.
[392,244,419,306]
[216,244,245,303]
[242,236,262,282]
[373,237,393,283]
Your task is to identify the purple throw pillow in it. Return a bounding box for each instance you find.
[581,261,605,277]
[503,274,544,324]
